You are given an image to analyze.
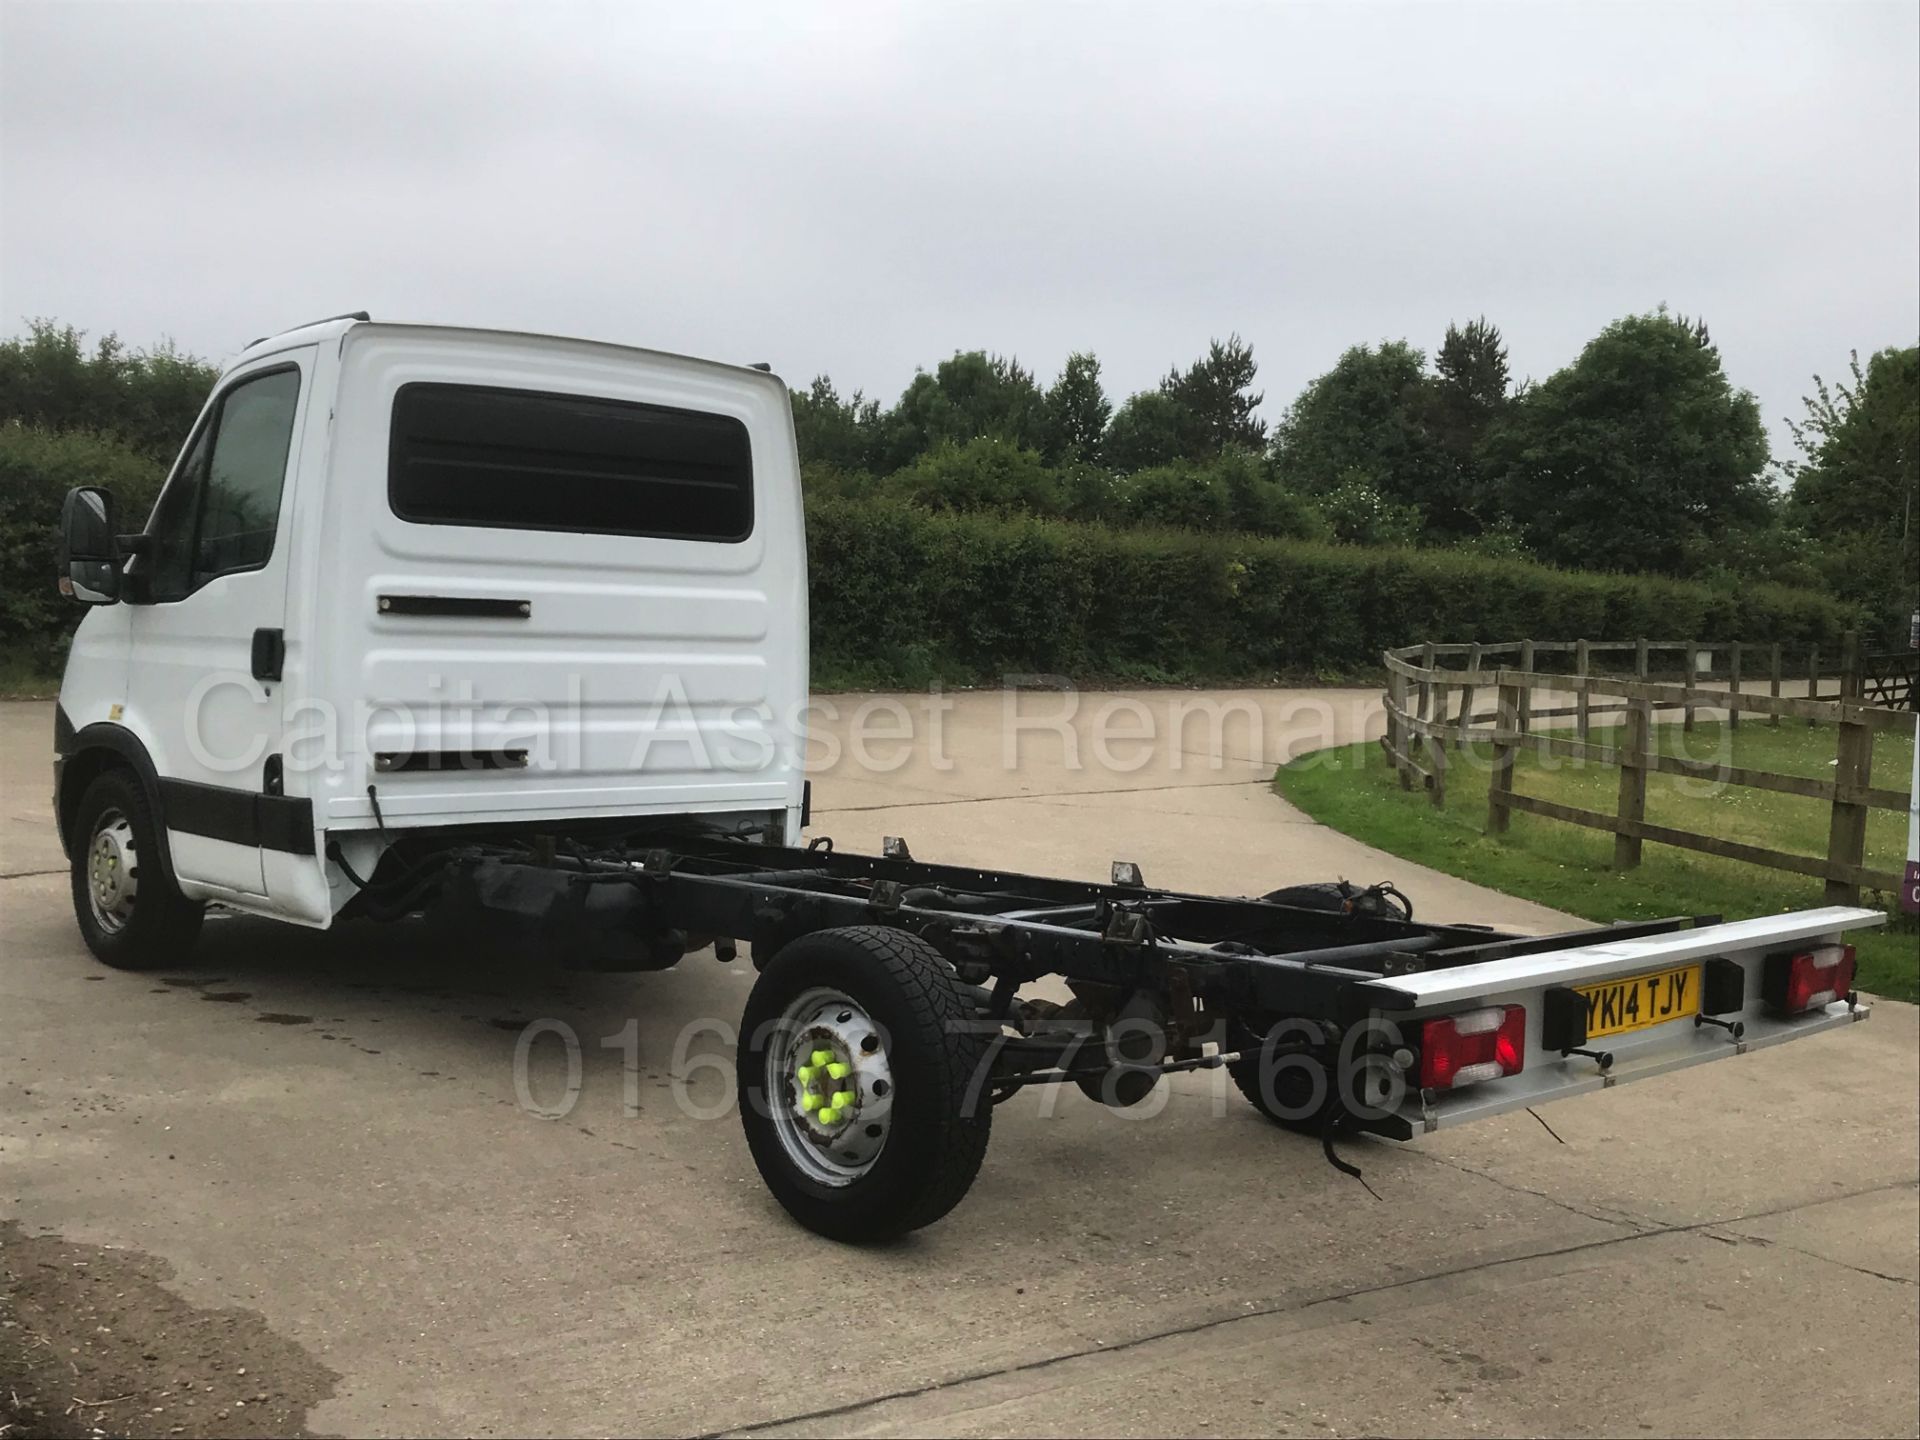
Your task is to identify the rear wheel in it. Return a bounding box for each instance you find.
[69,770,203,970]
[1228,1019,1336,1134]
[738,926,992,1241]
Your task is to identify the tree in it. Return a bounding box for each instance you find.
[1270,341,1444,512]
[1102,390,1187,473]
[1042,352,1110,466]
[1110,449,1323,538]
[1161,334,1267,456]
[1784,344,1919,643]
[1480,310,1771,575]
[879,436,1065,516]
[790,376,882,471]
[0,320,217,460]
[1787,346,1918,537]
[1422,317,1512,536]
[877,351,1049,470]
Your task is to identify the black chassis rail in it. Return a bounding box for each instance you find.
[440,832,1702,1029]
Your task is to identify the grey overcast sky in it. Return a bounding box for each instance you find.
[2,1,1916,463]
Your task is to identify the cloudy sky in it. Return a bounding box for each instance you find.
[2,1,1915,463]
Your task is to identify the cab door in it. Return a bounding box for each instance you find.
[124,351,313,897]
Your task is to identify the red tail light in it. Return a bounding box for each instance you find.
[1419,1006,1526,1090]
[1763,944,1856,1015]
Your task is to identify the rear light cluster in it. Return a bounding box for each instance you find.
[1419,1005,1525,1090]
[1763,944,1856,1015]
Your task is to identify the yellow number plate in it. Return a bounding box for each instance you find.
[1577,963,1702,1039]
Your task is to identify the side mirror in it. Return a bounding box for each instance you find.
[58,486,122,605]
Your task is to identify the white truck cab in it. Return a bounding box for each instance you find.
[55,315,808,957]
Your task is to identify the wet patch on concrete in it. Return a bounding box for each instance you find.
[0,1220,338,1438]
[255,1013,314,1026]
[199,991,252,1003]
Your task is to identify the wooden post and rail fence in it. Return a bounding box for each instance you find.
[1380,634,1917,906]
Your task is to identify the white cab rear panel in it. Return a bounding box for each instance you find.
[296,326,807,843]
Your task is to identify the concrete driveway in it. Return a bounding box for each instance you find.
[2,689,1915,1437]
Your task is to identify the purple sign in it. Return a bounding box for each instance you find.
[1903,861,1920,916]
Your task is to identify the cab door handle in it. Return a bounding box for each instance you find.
[251,627,285,682]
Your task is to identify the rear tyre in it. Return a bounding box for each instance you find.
[1227,1019,1335,1135]
[738,926,992,1241]
[69,770,203,970]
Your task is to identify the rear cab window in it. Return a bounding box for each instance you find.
[387,383,753,541]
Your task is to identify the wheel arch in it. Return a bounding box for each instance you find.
[54,714,180,888]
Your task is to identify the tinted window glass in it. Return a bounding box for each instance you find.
[199,368,300,578]
[140,365,300,603]
[144,421,212,602]
[388,384,753,542]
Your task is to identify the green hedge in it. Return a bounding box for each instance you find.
[0,423,165,670]
[805,497,1862,689]
[0,435,1864,692]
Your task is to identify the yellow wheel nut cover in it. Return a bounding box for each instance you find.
[810,1049,834,1067]
[799,1092,820,1111]
[826,1062,850,1080]
[818,1108,840,1126]
[796,1065,816,1083]
[832,1090,855,1108]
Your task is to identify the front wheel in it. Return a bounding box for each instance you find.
[69,770,203,970]
[738,926,992,1241]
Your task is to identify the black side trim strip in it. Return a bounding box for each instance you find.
[157,778,317,856]
[372,749,528,774]
[257,792,317,855]
[378,594,531,619]
[54,703,78,756]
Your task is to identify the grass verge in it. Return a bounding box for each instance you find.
[1274,719,1918,1003]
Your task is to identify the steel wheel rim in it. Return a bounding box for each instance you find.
[766,986,895,1187]
[87,807,139,935]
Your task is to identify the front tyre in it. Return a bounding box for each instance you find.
[69,770,203,970]
[738,926,992,1242]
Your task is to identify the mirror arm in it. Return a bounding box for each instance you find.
[116,533,152,558]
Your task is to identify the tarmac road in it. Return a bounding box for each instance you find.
[2,690,1915,1438]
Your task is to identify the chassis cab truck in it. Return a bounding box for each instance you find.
[53,316,1884,1241]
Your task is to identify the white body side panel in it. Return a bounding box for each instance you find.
[291,326,808,867]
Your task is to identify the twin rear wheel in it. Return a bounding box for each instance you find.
[738,926,992,1242]
[68,770,203,970]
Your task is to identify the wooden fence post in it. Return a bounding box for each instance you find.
[1635,637,1649,734]
[1487,681,1522,834]
[1841,629,1862,700]
[1518,639,1535,734]
[1614,697,1651,870]
[1456,642,1482,750]
[1387,668,1411,791]
[1807,644,1821,727]
[1824,714,1873,904]
[1575,638,1591,740]
[1417,641,1435,736]
[1684,639,1699,732]
[1729,641,1742,732]
[1770,642,1782,728]
[1428,724,1448,809]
